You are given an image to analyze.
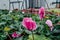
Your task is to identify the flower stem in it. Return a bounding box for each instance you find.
[32,31,34,40]
[7,32,12,40]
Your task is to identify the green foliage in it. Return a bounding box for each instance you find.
[0,9,60,40]
[28,34,51,40]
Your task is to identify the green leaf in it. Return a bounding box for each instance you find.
[28,34,51,40]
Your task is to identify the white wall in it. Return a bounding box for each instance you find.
[0,0,27,10]
[46,0,56,8]
[0,0,9,9]
[0,0,56,10]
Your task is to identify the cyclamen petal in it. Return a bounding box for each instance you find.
[45,20,53,31]
[45,20,53,27]
[12,32,19,38]
[22,17,32,28]
[39,7,45,20]
[22,17,37,31]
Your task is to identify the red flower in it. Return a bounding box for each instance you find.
[22,17,37,31]
[39,7,45,20]
[12,32,20,38]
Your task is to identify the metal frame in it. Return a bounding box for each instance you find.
[9,0,24,10]
[28,0,49,9]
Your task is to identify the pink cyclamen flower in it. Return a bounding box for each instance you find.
[39,7,45,20]
[12,32,20,38]
[22,17,37,31]
[45,20,53,31]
